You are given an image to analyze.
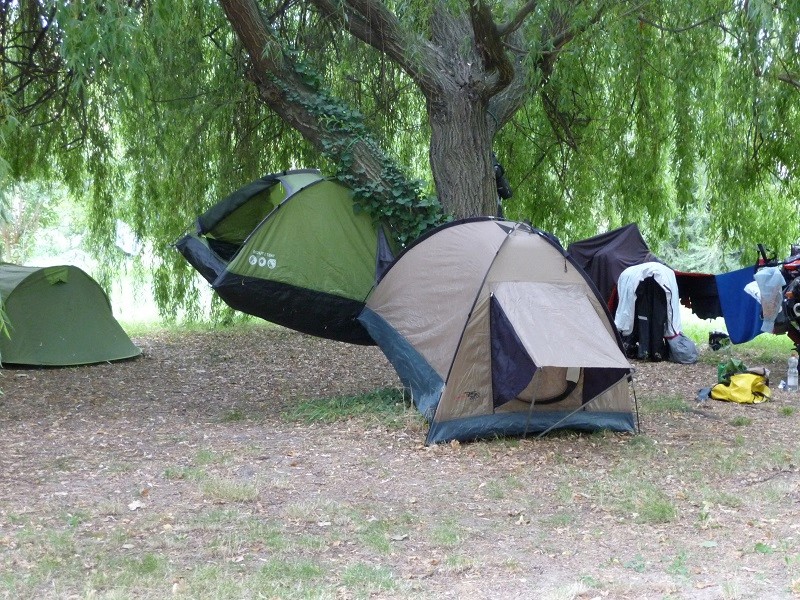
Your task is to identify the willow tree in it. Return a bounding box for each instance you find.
[2,1,800,317]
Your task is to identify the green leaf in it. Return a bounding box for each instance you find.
[754,542,774,554]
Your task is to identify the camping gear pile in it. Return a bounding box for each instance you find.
[567,224,698,364]
[696,357,771,405]
[177,175,638,443]
[751,244,800,350]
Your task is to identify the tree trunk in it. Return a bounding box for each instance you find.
[429,96,498,218]
[423,6,507,219]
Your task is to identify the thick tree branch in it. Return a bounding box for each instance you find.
[469,0,514,95]
[777,72,800,90]
[217,0,440,237]
[217,0,285,73]
[307,0,443,96]
[498,0,538,37]
[219,0,379,163]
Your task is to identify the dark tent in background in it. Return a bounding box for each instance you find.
[567,223,661,307]
[0,264,141,366]
[359,218,635,444]
[568,225,682,360]
[176,170,397,345]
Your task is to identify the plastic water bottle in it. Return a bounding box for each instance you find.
[787,352,799,392]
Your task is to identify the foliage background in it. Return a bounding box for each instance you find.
[2,1,800,319]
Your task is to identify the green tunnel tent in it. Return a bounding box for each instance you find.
[0,264,141,366]
[176,169,397,345]
[358,218,636,444]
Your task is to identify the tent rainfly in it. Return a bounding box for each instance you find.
[567,223,662,307]
[176,169,396,345]
[358,218,636,444]
[0,263,141,366]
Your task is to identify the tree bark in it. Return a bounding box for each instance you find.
[217,0,576,220]
[429,96,498,217]
[218,0,394,197]
[424,5,526,217]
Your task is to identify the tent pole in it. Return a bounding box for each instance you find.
[522,370,540,439]
[535,370,635,438]
[535,386,594,438]
[630,374,642,433]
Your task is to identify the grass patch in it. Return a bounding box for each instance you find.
[630,486,678,523]
[341,563,397,593]
[220,408,247,422]
[684,320,794,364]
[431,518,465,547]
[700,487,743,509]
[442,553,476,573]
[730,416,752,427]
[598,479,678,524]
[172,561,334,599]
[638,394,690,414]
[624,554,647,573]
[62,510,90,528]
[539,511,577,529]
[281,387,419,429]
[283,498,353,525]
[259,558,325,587]
[779,406,795,416]
[733,335,796,364]
[118,553,168,578]
[483,475,523,500]
[358,518,393,554]
[711,447,748,475]
[200,477,259,503]
[164,466,207,481]
[621,434,658,459]
[195,448,229,466]
[665,551,691,577]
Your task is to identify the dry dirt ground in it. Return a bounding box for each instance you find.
[1,326,799,600]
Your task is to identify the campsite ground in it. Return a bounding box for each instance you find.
[1,325,799,600]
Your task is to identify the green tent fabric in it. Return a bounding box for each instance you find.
[0,263,141,366]
[176,169,397,345]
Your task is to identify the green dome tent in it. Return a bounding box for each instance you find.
[176,169,397,345]
[0,263,141,366]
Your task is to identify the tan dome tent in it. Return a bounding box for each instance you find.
[0,264,141,366]
[358,218,636,444]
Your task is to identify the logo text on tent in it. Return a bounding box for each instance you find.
[248,251,277,269]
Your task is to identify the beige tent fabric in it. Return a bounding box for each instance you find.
[487,231,578,282]
[434,295,493,421]
[502,367,584,412]
[492,281,630,369]
[365,221,508,378]
[431,229,631,424]
[365,219,633,432]
[432,281,631,422]
[584,378,631,412]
